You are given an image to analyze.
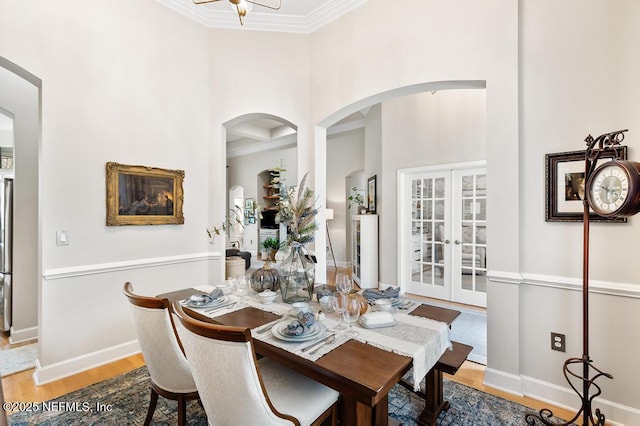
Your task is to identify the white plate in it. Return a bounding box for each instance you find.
[272,322,326,342]
[358,318,397,329]
[186,295,228,308]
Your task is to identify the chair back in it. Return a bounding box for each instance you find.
[123,282,196,394]
[172,301,298,426]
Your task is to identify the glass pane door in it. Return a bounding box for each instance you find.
[407,172,450,300]
[452,169,487,307]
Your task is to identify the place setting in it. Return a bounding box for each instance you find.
[181,287,238,317]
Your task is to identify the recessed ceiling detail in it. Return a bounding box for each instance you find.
[155,0,368,33]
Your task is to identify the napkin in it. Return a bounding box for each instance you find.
[362,287,400,302]
[283,312,316,336]
[186,288,224,306]
[360,311,394,326]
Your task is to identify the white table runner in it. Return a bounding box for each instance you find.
[188,286,450,391]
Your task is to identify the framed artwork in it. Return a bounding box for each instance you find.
[367,175,377,214]
[106,162,185,226]
[545,148,627,223]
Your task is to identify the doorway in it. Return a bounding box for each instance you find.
[399,162,487,307]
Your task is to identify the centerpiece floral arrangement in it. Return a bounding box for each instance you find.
[275,172,319,303]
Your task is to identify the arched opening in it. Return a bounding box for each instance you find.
[0,57,41,348]
[223,112,297,270]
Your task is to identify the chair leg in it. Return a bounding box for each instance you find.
[143,388,159,426]
[177,396,187,426]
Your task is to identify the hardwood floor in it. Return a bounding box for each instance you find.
[1,270,575,422]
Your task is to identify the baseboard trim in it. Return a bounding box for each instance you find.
[43,252,222,280]
[9,325,38,345]
[33,340,141,385]
[483,367,523,396]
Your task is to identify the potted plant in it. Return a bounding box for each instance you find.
[348,187,366,214]
[261,237,281,262]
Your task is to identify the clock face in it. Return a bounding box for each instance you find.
[589,164,628,213]
[587,160,640,217]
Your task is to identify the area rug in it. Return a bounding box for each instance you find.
[8,366,550,425]
[0,344,37,377]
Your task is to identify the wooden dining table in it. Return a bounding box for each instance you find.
[158,288,460,426]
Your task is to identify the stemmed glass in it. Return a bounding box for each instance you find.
[343,295,361,338]
[336,273,352,294]
[234,274,249,307]
[331,292,348,330]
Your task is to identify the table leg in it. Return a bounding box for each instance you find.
[339,395,389,426]
[417,369,449,426]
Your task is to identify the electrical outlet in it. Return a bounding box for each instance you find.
[551,332,565,352]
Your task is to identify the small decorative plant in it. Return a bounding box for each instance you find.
[347,187,365,211]
[261,237,281,251]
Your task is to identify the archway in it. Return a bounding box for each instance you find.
[314,80,486,285]
[0,57,41,344]
[223,113,298,262]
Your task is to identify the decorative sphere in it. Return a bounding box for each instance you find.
[250,262,281,292]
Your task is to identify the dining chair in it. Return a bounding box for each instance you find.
[171,301,339,426]
[122,282,199,426]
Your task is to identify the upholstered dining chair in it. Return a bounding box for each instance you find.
[171,301,339,426]
[122,282,199,426]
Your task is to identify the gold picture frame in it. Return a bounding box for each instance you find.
[106,162,185,226]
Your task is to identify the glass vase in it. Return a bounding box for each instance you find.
[279,246,315,304]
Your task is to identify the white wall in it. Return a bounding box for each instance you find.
[512,0,640,415]
[326,128,364,265]
[0,129,12,147]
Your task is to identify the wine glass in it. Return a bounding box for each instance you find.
[336,273,352,294]
[331,292,348,330]
[234,274,249,307]
[343,295,361,338]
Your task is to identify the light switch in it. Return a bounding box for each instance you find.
[56,230,69,246]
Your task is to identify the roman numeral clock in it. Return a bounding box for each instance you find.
[528,129,638,426]
[587,157,640,217]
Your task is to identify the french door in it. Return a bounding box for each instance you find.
[399,163,487,307]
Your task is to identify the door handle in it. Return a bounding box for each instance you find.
[444,239,450,244]
[454,240,461,244]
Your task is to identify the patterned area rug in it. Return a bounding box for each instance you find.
[0,344,37,377]
[8,366,553,425]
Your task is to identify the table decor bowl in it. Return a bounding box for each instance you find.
[374,298,393,311]
[257,290,277,304]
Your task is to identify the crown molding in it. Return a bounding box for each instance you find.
[155,0,368,34]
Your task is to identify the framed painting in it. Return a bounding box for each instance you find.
[545,148,627,223]
[367,175,377,214]
[106,162,185,226]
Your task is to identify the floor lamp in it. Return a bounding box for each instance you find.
[326,208,337,269]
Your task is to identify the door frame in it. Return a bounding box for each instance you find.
[397,160,485,297]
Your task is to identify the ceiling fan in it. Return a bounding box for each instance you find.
[192,0,282,26]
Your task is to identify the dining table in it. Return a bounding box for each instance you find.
[158,286,457,426]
